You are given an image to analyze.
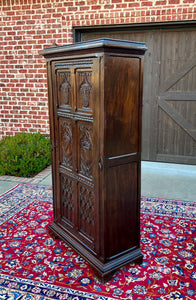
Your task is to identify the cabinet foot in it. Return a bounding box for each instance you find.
[48,222,143,283]
[48,224,59,239]
[93,251,143,283]
[93,270,115,284]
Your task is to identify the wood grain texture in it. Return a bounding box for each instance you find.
[104,55,140,157]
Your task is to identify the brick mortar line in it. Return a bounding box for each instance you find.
[1,1,194,11]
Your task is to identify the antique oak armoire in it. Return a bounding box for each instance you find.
[40,38,147,281]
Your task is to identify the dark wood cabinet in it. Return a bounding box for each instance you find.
[40,38,147,281]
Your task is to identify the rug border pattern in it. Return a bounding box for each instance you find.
[0,274,116,300]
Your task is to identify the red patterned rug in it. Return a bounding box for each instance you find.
[0,184,195,300]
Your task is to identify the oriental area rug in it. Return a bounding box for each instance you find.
[0,184,195,300]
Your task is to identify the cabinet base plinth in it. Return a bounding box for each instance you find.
[48,222,143,282]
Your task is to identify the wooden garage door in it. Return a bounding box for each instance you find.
[75,23,196,164]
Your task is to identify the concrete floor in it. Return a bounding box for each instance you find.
[0,162,196,202]
[141,161,196,202]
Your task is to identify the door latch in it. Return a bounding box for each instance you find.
[98,155,103,171]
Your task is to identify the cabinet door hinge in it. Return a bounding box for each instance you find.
[98,155,103,171]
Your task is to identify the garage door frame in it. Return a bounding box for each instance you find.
[73,21,196,43]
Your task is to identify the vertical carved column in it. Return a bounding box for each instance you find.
[61,175,75,225]
[60,118,73,169]
[78,123,93,178]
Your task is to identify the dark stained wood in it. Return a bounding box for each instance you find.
[41,38,147,281]
[105,163,138,259]
[104,55,140,157]
[77,25,196,164]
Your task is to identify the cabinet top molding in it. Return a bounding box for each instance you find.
[40,38,147,58]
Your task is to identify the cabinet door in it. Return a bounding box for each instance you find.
[52,58,100,252]
[77,121,95,246]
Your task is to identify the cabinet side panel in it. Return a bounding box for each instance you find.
[105,163,139,259]
[104,56,140,157]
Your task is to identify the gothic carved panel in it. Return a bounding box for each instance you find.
[61,175,75,225]
[58,71,72,109]
[60,118,73,169]
[78,123,93,178]
[76,70,93,112]
[79,184,95,241]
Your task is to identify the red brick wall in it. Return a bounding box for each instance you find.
[0,0,195,139]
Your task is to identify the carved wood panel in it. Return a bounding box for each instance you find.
[78,122,93,179]
[59,118,73,169]
[79,183,95,242]
[57,71,73,109]
[61,175,75,226]
[55,65,95,247]
[76,70,93,112]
